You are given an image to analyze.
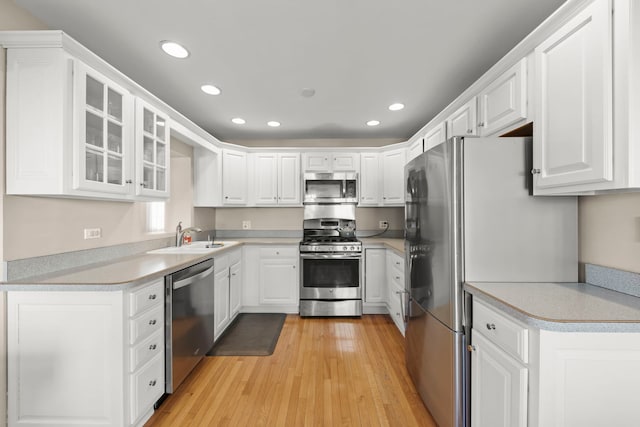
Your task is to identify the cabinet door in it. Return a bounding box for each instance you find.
[254,153,278,205]
[229,261,242,318]
[135,99,170,198]
[278,153,301,205]
[222,149,248,205]
[214,269,230,339]
[364,249,386,303]
[471,330,528,427]
[74,61,134,196]
[359,153,380,206]
[424,122,447,151]
[479,58,527,136]
[259,257,298,305]
[406,139,423,163]
[332,153,359,172]
[446,97,478,137]
[533,0,612,190]
[381,149,405,205]
[302,152,331,172]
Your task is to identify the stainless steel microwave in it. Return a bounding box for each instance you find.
[303,172,358,204]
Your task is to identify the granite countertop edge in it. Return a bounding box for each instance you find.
[464,282,640,333]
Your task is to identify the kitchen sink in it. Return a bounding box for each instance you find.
[147,241,238,255]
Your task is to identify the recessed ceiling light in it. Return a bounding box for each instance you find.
[159,40,190,59]
[201,84,221,95]
[267,121,281,127]
[366,120,380,126]
[389,103,405,111]
[232,118,246,125]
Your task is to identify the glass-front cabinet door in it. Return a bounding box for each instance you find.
[135,99,170,199]
[74,61,134,196]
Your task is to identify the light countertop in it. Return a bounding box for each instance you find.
[465,281,640,332]
[1,237,404,290]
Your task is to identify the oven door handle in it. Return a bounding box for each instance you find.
[300,254,361,260]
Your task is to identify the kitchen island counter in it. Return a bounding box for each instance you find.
[465,281,640,332]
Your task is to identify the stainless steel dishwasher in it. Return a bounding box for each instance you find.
[165,258,215,393]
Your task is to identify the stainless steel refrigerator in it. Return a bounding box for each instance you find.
[404,136,577,427]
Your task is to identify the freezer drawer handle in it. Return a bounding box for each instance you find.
[486,323,496,330]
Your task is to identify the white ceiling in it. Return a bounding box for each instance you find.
[16,0,566,142]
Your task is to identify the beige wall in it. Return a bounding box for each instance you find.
[579,192,640,274]
[215,206,403,231]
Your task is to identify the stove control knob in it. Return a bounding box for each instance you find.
[350,246,355,251]
[343,246,347,251]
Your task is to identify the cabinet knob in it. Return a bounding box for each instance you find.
[149,380,157,387]
[149,319,157,326]
[395,276,401,280]
[531,168,541,175]
[478,122,485,127]
[293,265,296,269]
[225,196,229,199]
[125,179,133,184]
[149,344,157,350]
[467,345,476,352]
[148,294,157,300]
[486,323,496,330]
[466,129,473,134]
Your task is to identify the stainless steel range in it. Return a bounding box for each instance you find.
[299,205,362,317]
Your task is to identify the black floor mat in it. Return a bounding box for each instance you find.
[207,313,286,356]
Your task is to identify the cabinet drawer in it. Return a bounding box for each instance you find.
[473,300,529,364]
[130,330,163,372]
[130,305,164,345]
[130,354,164,424]
[387,282,405,335]
[129,279,164,317]
[259,247,298,258]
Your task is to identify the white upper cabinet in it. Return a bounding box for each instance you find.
[424,122,447,151]
[359,152,381,206]
[74,61,134,196]
[381,148,405,205]
[406,138,423,163]
[478,58,528,137]
[222,149,248,205]
[5,48,141,200]
[252,152,301,206]
[446,97,478,137]
[302,152,359,173]
[533,0,613,193]
[135,99,170,199]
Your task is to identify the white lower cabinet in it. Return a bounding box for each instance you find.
[386,250,405,335]
[213,249,242,340]
[471,330,528,427]
[364,248,386,303]
[7,278,165,427]
[471,298,640,427]
[242,245,299,313]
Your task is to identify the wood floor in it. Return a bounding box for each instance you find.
[146,314,436,427]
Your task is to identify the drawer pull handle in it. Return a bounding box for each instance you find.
[486,323,496,330]
[149,380,157,387]
[148,294,157,300]
[149,344,157,350]
[149,319,157,326]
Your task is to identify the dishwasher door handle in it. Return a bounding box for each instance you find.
[173,265,215,290]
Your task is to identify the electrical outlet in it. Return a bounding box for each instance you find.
[379,220,389,229]
[242,220,251,230]
[83,227,102,239]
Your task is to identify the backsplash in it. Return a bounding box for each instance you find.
[585,264,640,298]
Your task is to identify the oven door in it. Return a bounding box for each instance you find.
[300,253,362,299]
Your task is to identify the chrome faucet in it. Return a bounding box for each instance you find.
[175,221,203,246]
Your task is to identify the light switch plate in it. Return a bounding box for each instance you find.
[84,228,101,239]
